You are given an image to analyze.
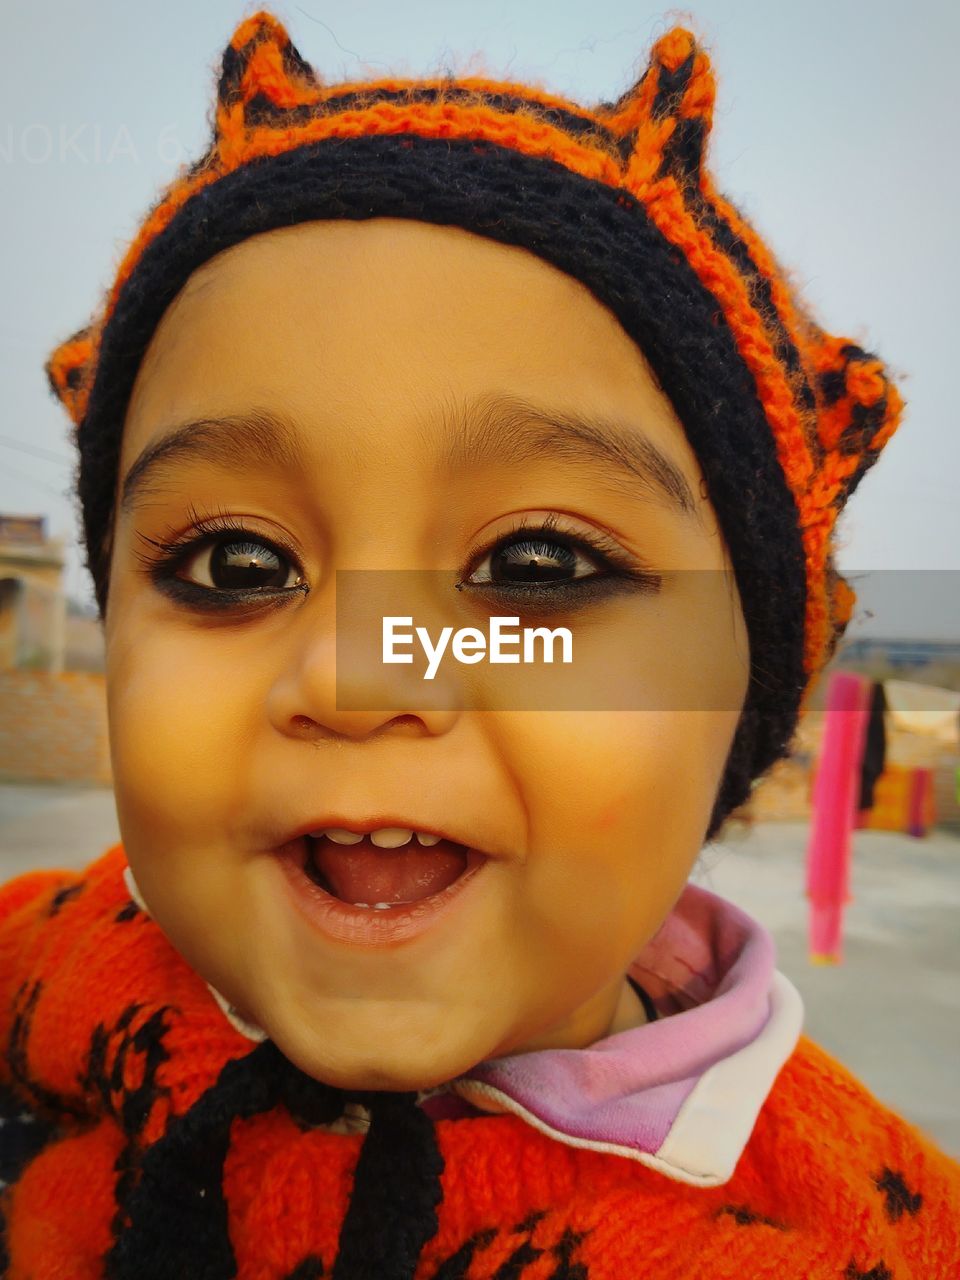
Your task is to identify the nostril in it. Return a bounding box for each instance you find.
[379,714,428,736]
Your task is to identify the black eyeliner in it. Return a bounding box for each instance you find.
[133,510,660,615]
[460,512,662,610]
[132,509,308,612]
[465,571,662,613]
[148,574,308,614]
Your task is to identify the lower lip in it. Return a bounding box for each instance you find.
[275,838,490,947]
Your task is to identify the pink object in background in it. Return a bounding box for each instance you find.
[805,671,871,964]
[907,767,933,838]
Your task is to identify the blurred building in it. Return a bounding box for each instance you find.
[0,513,67,672]
[0,513,104,674]
[0,512,108,784]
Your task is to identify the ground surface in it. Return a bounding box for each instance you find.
[1,783,957,1159]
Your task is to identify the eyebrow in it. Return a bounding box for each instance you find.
[438,392,698,519]
[119,394,699,521]
[120,408,310,514]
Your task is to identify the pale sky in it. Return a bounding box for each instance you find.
[3,0,957,636]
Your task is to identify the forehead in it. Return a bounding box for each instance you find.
[121,218,703,500]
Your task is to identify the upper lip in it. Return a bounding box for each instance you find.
[280,817,491,854]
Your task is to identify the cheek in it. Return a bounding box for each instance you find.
[105,614,263,848]
[500,707,738,945]
[517,708,736,835]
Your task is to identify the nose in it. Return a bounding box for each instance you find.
[266,574,464,742]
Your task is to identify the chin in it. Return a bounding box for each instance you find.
[271,1021,482,1095]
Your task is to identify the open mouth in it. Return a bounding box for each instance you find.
[301,830,475,909]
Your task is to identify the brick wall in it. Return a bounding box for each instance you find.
[0,670,111,784]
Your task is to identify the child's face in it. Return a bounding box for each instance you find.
[104,218,749,1091]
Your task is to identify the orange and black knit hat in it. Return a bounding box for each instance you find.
[44,11,903,836]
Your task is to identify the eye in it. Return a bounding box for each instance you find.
[467,530,607,587]
[178,534,303,592]
[457,513,662,609]
[133,515,308,612]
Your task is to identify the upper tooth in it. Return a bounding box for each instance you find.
[306,827,445,848]
[369,828,414,848]
[317,828,364,845]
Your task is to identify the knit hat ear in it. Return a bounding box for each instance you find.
[44,323,98,427]
[795,331,904,688]
[599,28,716,188]
[214,9,322,164]
[798,325,904,655]
[810,333,904,502]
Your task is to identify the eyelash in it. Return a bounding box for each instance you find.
[133,506,662,614]
[458,512,661,610]
[133,506,306,614]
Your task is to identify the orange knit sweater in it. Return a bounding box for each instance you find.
[1,846,958,1279]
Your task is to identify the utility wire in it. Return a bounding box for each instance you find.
[0,434,73,466]
[0,459,71,502]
